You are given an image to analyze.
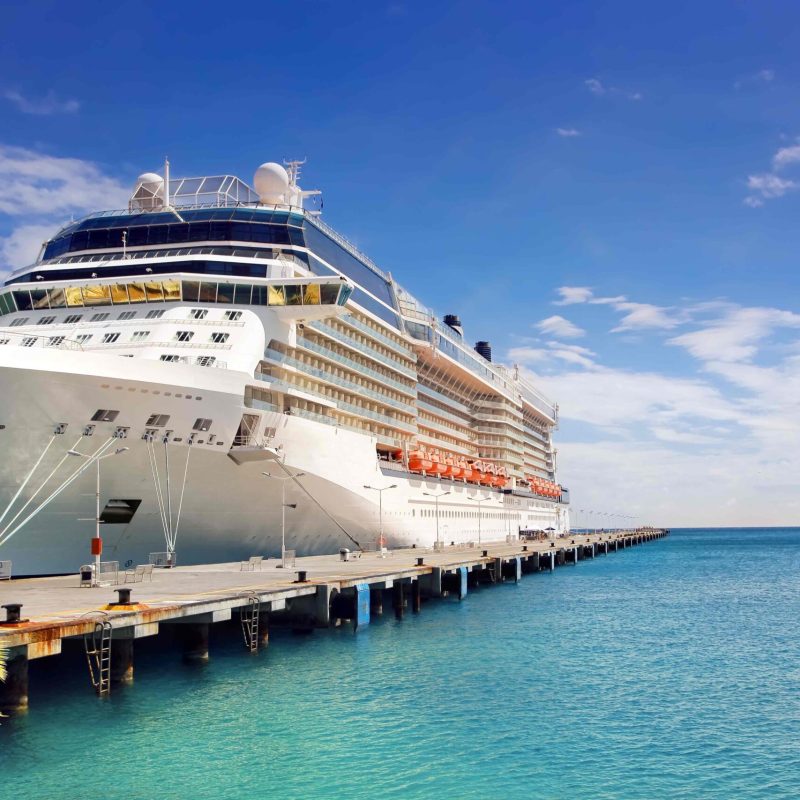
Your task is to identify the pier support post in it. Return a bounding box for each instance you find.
[412,579,421,613]
[258,613,270,648]
[393,581,405,620]
[181,622,210,663]
[110,634,134,684]
[370,587,384,616]
[420,568,442,598]
[0,646,28,714]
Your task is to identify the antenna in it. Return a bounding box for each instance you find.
[283,158,307,186]
[121,230,127,259]
[163,157,170,207]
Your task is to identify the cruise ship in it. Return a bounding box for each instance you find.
[0,160,569,575]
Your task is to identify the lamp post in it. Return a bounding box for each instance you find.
[68,446,129,585]
[363,484,397,549]
[423,490,450,548]
[262,470,305,567]
[467,493,492,546]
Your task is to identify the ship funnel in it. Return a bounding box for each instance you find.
[444,314,463,337]
[475,341,492,362]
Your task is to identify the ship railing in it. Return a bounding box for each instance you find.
[0,330,84,351]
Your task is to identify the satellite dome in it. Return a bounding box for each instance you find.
[254,162,290,204]
[131,172,164,210]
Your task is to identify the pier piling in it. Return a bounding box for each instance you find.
[0,646,28,714]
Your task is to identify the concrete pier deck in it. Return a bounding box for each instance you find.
[0,528,668,712]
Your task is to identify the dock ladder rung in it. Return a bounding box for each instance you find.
[84,620,112,696]
[240,596,260,653]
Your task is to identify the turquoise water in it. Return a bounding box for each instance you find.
[2,528,799,799]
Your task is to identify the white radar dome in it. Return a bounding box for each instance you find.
[131,172,164,210]
[254,162,290,205]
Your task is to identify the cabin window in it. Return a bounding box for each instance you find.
[174,330,194,342]
[64,314,83,324]
[160,354,179,362]
[224,310,242,321]
[37,316,56,325]
[76,334,92,343]
[21,337,37,347]
[102,333,120,343]
[132,331,150,340]
[189,309,208,319]
[91,312,110,322]
[196,356,216,367]
[146,309,166,319]
[193,418,212,431]
[118,311,136,320]
[146,414,170,427]
[210,332,229,344]
[47,336,65,347]
[10,317,28,327]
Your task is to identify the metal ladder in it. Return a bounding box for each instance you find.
[240,596,260,653]
[84,620,112,696]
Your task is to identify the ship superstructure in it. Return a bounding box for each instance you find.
[0,161,569,575]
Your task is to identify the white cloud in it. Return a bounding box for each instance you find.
[746,172,797,200]
[757,68,775,82]
[585,78,605,96]
[734,69,776,90]
[611,301,681,332]
[556,127,581,137]
[4,89,80,115]
[536,315,585,338]
[0,145,129,216]
[669,307,800,362]
[0,224,54,269]
[584,77,641,101]
[773,144,800,170]
[554,286,593,305]
[0,144,130,274]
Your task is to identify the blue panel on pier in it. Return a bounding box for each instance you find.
[458,567,468,599]
[514,557,521,581]
[355,583,370,628]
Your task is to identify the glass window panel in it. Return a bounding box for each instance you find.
[30,289,50,309]
[178,178,203,195]
[267,285,285,306]
[13,291,33,311]
[45,287,66,308]
[127,283,146,303]
[82,284,112,306]
[216,283,234,304]
[162,280,181,302]
[252,285,268,305]
[65,287,84,307]
[145,282,164,302]
[303,284,321,305]
[285,285,302,305]
[233,284,252,305]
[110,284,129,304]
[320,283,339,305]
[200,176,224,193]
[199,282,218,303]
[182,281,200,302]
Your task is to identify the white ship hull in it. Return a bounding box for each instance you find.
[0,350,567,575]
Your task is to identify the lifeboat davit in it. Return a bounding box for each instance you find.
[430,451,448,475]
[444,456,463,479]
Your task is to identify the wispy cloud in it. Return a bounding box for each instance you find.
[743,137,800,206]
[773,143,800,170]
[536,315,585,338]
[556,127,581,137]
[554,286,593,305]
[734,68,775,90]
[3,89,80,115]
[584,77,642,101]
[611,301,682,332]
[0,144,129,272]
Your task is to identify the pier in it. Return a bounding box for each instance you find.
[0,528,668,713]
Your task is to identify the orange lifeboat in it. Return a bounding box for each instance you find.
[480,462,496,486]
[470,460,485,485]
[408,450,433,474]
[430,450,448,476]
[443,455,463,479]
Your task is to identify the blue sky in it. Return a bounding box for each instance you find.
[2,0,799,525]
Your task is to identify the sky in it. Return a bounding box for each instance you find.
[1,0,799,526]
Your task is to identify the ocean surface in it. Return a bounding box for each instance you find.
[2,528,799,799]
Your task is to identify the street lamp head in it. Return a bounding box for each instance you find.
[114,447,129,455]
[388,484,397,489]
[67,449,83,457]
